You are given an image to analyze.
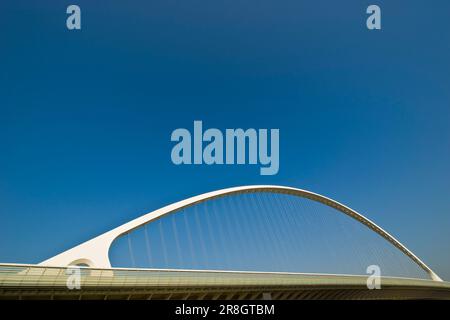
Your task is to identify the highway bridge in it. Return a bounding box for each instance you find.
[1,186,449,300]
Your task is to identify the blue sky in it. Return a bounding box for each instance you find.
[1,1,450,279]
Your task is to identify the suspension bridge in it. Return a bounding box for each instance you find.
[1,185,449,299]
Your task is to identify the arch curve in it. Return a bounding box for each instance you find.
[39,185,442,281]
[68,258,94,268]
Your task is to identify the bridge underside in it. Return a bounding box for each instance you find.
[2,284,450,300]
[1,264,450,300]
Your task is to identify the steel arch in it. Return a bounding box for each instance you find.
[39,185,442,281]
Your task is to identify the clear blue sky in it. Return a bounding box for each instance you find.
[1,1,450,279]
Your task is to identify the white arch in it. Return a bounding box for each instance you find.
[39,185,443,281]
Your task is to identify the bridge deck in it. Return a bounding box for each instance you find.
[1,264,449,300]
